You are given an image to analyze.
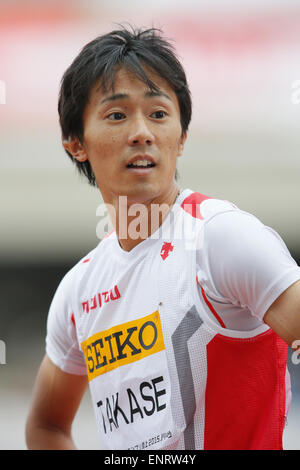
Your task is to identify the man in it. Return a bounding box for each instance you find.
[26,26,300,450]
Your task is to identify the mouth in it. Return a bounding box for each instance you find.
[127,161,155,169]
[126,155,156,172]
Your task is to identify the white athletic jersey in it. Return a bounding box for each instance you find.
[46,189,300,450]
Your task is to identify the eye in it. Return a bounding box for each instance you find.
[150,110,167,119]
[107,112,126,121]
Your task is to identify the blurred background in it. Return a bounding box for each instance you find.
[0,0,300,450]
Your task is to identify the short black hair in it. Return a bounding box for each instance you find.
[58,25,192,186]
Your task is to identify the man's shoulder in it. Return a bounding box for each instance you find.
[180,189,239,222]
[60,232,116,287]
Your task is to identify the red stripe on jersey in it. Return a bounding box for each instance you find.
[204,330,287,450]
[200,286,226,328]
[181,192,211,219]
[83,258,90,263]
[71,313,75,326]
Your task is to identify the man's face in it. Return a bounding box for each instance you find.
[80,66,186,205]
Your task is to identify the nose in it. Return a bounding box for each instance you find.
[128,115,154,146]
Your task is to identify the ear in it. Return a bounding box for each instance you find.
[62,135,88,162]
[177,133,187,157]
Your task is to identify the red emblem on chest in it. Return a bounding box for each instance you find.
[160,242,174,260]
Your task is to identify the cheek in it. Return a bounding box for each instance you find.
[167,122,183,149]
[84,116,116,145]
[164,132,183,156]
[85,128,119,160]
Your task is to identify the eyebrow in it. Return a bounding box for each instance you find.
[100,90,172,105]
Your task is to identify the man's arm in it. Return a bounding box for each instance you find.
[264,279,300,350]
[25,354,88,450]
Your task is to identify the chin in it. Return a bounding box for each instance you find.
[123,184,160,204]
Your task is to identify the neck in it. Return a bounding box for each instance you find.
[105,186,181,252]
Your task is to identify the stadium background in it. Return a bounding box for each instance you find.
[0,0,300,449]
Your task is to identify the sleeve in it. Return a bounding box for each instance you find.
[197,210,300,322]
[45,269,87,375]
